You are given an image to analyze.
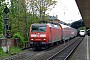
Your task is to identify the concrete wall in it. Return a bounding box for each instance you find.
[0,38,15,47]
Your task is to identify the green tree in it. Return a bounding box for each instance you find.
[0,0,6,36]
[9,0,28,40]
[78,27,86,30]
[26,0,57,20]
[9,0,39,41]
[70,19,85,29]
[4,0,57,41]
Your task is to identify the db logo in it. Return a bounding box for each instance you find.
[36,35,40,37]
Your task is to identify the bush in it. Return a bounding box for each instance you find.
[0,47,3,55]
[9,46,22,54]
[0,34,3,38]
[13,33,24,43]
[0,47,9,59]
[78,26,86,30]
[0,46,22,59]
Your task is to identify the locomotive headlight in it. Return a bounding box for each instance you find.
[31,39,34,40]
[43,39,46,40]
[40,34,46,37]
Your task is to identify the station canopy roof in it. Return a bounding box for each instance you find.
[75,0,90,29]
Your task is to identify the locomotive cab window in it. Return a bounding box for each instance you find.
[31,25,46,32]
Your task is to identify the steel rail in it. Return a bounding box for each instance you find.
[47,37,84,60]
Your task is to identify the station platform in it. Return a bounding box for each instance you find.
[69,35,90,60]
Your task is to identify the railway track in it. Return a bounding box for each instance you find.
[47,37,84,60]
[3,37,83,60]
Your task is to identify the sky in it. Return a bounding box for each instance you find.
[5,0,82,24]
[46,0,82,23]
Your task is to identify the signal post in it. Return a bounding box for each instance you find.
[2,6,11,53]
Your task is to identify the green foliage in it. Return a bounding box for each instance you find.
[0,46,22,59]
[78,26,86,30]
[0,47,3,54]
[0,1,6,35]
[71,19,85,29]
[9,0,41,40]
[13,33,24,42]
[27,0,57,19]
[9,0,27,40]
[9,46,22,54]
[0,0,57,41]
[0,47,9,59]
[0,34,3,38]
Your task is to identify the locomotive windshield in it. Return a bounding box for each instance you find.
[31,25,46,32]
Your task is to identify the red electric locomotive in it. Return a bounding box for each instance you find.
[30,23,62,49]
